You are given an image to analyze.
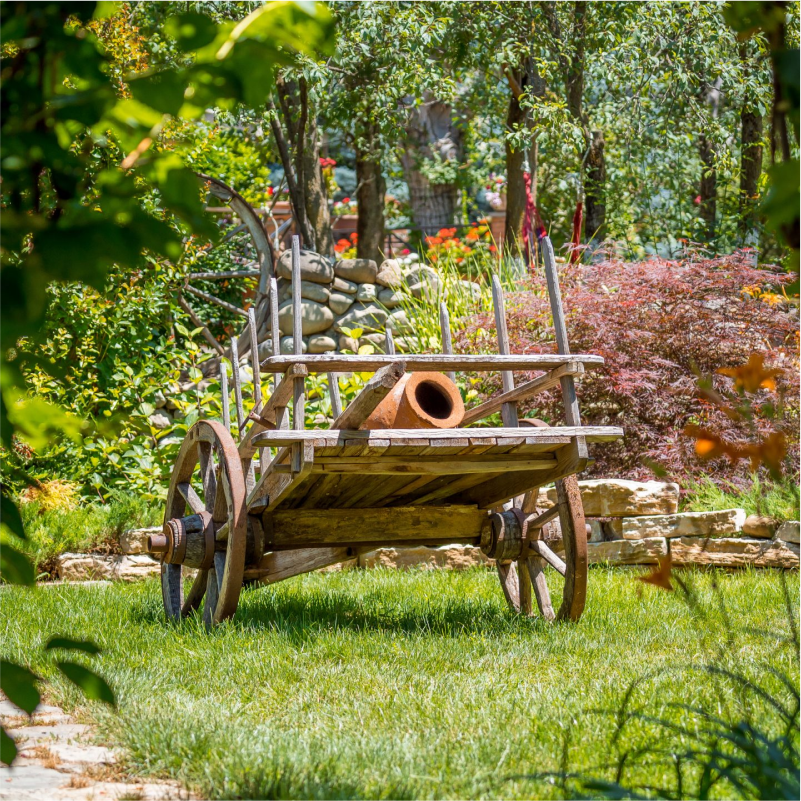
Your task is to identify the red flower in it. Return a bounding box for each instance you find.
[694,195,702,205]
[342,197,350,203]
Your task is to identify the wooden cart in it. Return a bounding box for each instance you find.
[153,191,622,625]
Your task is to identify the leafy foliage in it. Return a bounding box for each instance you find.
[456,252,799,486]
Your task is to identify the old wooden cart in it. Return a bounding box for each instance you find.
[151,188,622,625]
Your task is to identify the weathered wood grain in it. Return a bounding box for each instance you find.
[332,361,406,430]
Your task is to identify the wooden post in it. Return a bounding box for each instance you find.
[385,327,396,356]
[328,371,342,419]
[291,236,305,430]
[491,275,518,427]
[220,359,231,433]
[439,302,456,383]
[540,235,580,426]
[269,276,288,432]
[248,307,262,407]
[230,337,245,436]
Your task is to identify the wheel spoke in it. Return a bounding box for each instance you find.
[496,561,520,613]
[517,558,532,616]
[198,442,217,513]
[161,563,183,621]
[177,482,205,515]
[527,556,555,620]
[530,540,567,576]
[181,568,208,615]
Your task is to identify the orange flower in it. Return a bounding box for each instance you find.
[717,353,782,393]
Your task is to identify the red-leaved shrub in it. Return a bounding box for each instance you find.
[455,252,799,487]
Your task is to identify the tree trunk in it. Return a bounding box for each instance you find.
[355,122,386,263]
[698,78,722,242]
[400,94,463,235]
[273,76,334,257]
[738,107,763,243]
[504,71,527,258]
[584,130,606,241]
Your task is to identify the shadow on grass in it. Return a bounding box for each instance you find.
[129,573,555,641]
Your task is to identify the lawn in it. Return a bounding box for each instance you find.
[2,567,798,799]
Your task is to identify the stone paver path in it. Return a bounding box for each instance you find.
[1,697,191,800]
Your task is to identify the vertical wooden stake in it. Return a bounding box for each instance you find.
[439,302,456,383]
[291,236,305,430]
[230,337,245,437]
[270,276,288,432]
[385,327,396,356]
[540,235,581,426]
[491,275,519,427]
[248,307,262,407]
[328,371,342,419]
[220,359,231,433]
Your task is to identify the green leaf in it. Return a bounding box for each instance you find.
[45,637,102,656]
[128,71,188,117]
[56,662,115,706]
[0,544,35,586]
[0,661,40,715]
[164,12,218,52]
[1,726,17,766]
[1,491,25,539]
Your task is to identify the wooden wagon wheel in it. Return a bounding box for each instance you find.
[494,475,587,621]
[154,420,248,626]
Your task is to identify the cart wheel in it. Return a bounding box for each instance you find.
[494,474,587,622]
[160,420,248,626]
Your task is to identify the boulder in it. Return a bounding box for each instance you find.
[148,412,172,430]
[276,249,334,284]
[278,298,334,336]
[360,544,490,570]
[776,520,800,544]
[56,553,161,581]
[257,339,275,360]
[334,302,388,333]
[356,283,378,302]
[335,258,377,284]
[587,519,605,543]
[587,537,668,565]
[606,508,746,540]
[387,308,413,334]
[338,334,359,352]
[538,479,680,517]
[285,279,330,304]
[333,276,358,294]
[405,265,442,301]
[361,333,386,352]
[120,526,160,555]
[671,537,799,569]
[394,335,421,353]
[457,279,482,300]
[329,292,355,315]
[376,259,403,288]
[308,335,337,354]
[378,287,403,309]
[280,336,308,354]
[742,514,779,538]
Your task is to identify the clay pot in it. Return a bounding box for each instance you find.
[362,372,464,429]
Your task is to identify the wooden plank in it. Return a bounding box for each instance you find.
[310,454,556,474]
[331,361,406,430]
[248,441,314,513]
[454,436,590,509]
[491,275,518,427]
[328,373,342,418]
[462,363,584,425]
[220,359,231,433]
[385,327,395,355]
[269,276,288,433]
[261,505,489,548]
[230,337,245,436]
[291,236,305,431]
[248,307,262,407]
[259,354,605,373]
[252,426,622,447]
[245,546,356,583]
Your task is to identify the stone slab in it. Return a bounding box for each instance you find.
[360,545,490,570]
[671,537,799,569]
[776,521,800,544]
[119,527,159,555]
[607,509,746,540]
[56,554,160,582]
[587,537,668,565]
[538,479,680,516]
[742,514,779,538]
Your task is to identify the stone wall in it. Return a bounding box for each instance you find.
[260,249,479,356]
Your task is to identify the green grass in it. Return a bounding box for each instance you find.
[2,567,797,799]
[682,475,800,521]
[19,494,160,577]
